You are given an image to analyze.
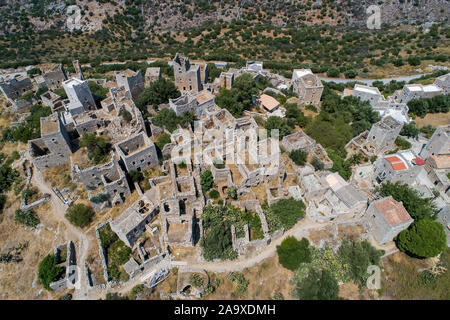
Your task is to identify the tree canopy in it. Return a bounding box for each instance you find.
[79,133,111,164]
[397,219,447,258]
[38,254,64,291]
[136,78,180,111]
[294,269,340,300]
[65,203,93,228]
[277,236,311,271]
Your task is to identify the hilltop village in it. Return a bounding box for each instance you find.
[0,55,448,300]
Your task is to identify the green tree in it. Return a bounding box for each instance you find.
[15,209,39,227]
[136,78,180,110]
[200,169,214,192]
[155,132,171,150]
[397,219,446,258]
[0,165,19,191]
[227,186,238,200]
[38,254,64,291]
[216,73,258,116]
[79,133,111,164]
[277,237,311,271]
[65,203,93,228]
[265,116,292,138]
[311,156,325,171]
[289,149,307,166]
[338,240,384,285]
[128,170,144,183]
[400,122,419,138]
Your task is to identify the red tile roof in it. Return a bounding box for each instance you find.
[373,197,412,227]
[412,157,425,166]
[385,156,407,171]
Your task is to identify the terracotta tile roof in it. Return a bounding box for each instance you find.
[373,197,412,227]
[412,157,425,166]
[385,156,407,171]
[259,94,280,111]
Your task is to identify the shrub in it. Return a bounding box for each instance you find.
[397,219,446,258]
[265,198,305,231]
[65,203,93,228]
[128,170,144,183]
[119,109,132,122]
[277,236,311,271]
[0,194,6,214]
[38,254,64,291]
[395,137,411,150]
[228,272,249,293]
[155,133,171,150]
[15,209,39,227]
[227,186,238,200]
[289,149,307,166]
[209,189,219,199]
[189,274,204,288]
[200,169,214,192]
[310,156,324,171]
[90,193,109,204]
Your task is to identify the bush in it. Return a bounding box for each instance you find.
[15,209,39,227]
[209,189,219,199]
[265,198,305,231]
[200,169,214,192]
[79,133,111,164]
[397,219,446,258]
[155,133,171,150]
[395,137,411,150]
[38,254,64,291]
[227,186,238,200]
[265,116,292,138]
[289,149,307,166]
[277,237,311,271]
[128,170,144,183]
[0,165,19,192]
[119,109,132,122]
[294,269,340,300]
[0,194,6,214]
[136,78,180,110]
[189,274,204,288]
[228,272,249,293]
[90,193,109,204]
[65,203,93,228]
[310,156,324,171]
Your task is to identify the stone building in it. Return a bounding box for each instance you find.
[169,92,198,116]
[393,83,443,104]
[115,132,158,172]
[424,155,450,197]
[145,67,161,85]
[300,171,367,222]
[74,152,131,204]
[0,76,33,101]
[346,116,403,156]
[110,196,160,247]
[42,63,67,90]
[72,60,84,80]
[373,150,426,185]
[434,73,450,94]
[115,69,145,101]
[420,125,450,159]
[40,91,64,112]
[173,53,205,93]
[63,78,96,116]
[29,113,73,170]
[365,196,413,244]
[437,206,450,247]
[291,69,324,106]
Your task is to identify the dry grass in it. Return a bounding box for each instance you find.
[204,255,295,300]
[414,112,450,128]
[42,164,76,190]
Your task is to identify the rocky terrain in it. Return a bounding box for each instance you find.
[0,0,449,35]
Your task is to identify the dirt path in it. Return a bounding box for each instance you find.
[185,219,327,273]
[30,166,92,300]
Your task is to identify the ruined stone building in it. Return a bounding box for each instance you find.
[437,206,450,247]
[281,131,333,169]
[300,171,367,222]
[41,63,67,90]
[74,152,131,205]
[29,113,73,170]
[40,91,65,112]
[291,69,324,106]
[115,132,158,172]
[63,78,96,116]
[246,61,264,73]
[365,196,413,244]
[145,67,161,85]
[0,76,33,102]
[110,195,160,247]
[373,150,426,185]
[173,53,205,93]
[393,83,443,104]
[434,73,450,94]
[115,69,144,101]
[72,60,84,80]
[346,116,403,157]
[351,84,410,123]
[169,93,198,116]
[424,155,450,197]
[420,125,450,159]
[209,71,234,94]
